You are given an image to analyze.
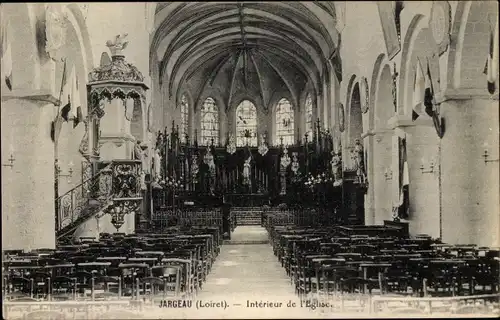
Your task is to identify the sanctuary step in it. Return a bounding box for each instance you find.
[224,226,269,245]
[232,207,262,226]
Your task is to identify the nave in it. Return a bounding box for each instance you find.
[1,1,499,319]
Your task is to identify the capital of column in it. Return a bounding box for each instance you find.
[435,88,499,103]
[1,88,60,106]
[99,133,136,148]
[387,114,433,130]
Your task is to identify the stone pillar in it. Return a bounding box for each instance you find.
[362,132,376,225]
[1,94,57,250]
[322,77,329,128]
[440,92,499,247]
[371,130,393,224]
[388,115,440,239]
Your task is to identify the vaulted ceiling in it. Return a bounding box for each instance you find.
[150,2,340,111]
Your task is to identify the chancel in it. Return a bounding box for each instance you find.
[1,2,499,319]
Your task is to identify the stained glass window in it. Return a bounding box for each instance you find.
[201,97,219,145]
[275,98,295,146]
[180,94,189,143]
[305,93,313,141]
[236,100,258,147]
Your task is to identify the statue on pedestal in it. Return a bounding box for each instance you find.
[151,148,162,188]
[280,147,291,169]
[204,147,216,194]
[280,147,291,195]
[140,170,147,191]
[226,134,236,155]
[191,154,199,184]
[133,140,143,161]
[242,156,251,186]
[352,138,368,188]
[291,152,299,175]
[258,133,268,156]
[331,151,342,187]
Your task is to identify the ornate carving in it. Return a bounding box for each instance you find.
[106,34,128,56]
[291,152,299,174]
[258,134,269,156]
[191,154,199,183]
[88,56,144,83]
[56,164,113,232]
[78,120,89,157]
[280,147,291,169]
[89,87,146,104]
[112,161,141,198]
[45,4,67,61]
[104,199,141,231]
[226,134,236,155]
[88,37,144,83]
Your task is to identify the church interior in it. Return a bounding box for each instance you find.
[1,2,499,318]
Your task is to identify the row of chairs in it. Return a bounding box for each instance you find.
[269,223,500,314]
[3,225,221,304]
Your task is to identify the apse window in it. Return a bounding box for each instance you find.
[201,97,219,146]
[236,100,258,147]
[180,94,189,143]
[305,93,313,141]
[275,98,295,146]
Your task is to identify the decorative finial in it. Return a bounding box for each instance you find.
[106,34,129,57]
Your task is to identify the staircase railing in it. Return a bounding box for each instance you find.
[55,163,113,239]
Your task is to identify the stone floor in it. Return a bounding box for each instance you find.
[225,225,269,244]
[145,227,313,319]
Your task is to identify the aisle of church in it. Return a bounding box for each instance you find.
[195,227,306,318]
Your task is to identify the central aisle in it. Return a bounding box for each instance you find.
[194,239,310,318]
[144,226,368,319]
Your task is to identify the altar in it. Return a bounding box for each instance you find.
[146,120,368,233]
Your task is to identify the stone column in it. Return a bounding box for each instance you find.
[1,93,58,250]
[322,77,329,128]
[362,132,376,225]
[371,130,393,224]
[440,91,499,247]
[387,115,440,238]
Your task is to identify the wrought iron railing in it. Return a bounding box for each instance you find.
[56,163,113,236]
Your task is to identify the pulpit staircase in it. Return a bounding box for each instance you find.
[55,164,114,241]
[55,160,143,242]
[231,207,262,225]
